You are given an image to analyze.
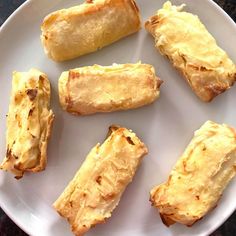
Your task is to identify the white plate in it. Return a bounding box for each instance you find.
[0,0,236,235]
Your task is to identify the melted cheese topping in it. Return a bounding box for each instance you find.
[145,1,236,102]
[150,120,236,226]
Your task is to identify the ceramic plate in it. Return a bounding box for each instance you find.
[0,0,236,235]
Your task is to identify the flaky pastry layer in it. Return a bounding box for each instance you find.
[58,63,162,115]
[54,125,148,236]
[145,1,236,102]
[0,69,54,179]
[150,120,236,226]
[41,0,141,61]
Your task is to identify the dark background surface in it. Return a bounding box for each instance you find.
[0,0,236,235]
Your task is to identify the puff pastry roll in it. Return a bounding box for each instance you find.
[53,125,148,236]
[59,63,162,115]
[0,69,54,179]
[150,120,236,227]
[145,1,236,102]
[41,0,141,62]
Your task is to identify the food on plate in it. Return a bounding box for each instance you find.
[41,0,141,61]
[58,63,162,115]
[150,120,236,226]
[53,125,148,236]
[0,69,54,179]
[145,1,236,102]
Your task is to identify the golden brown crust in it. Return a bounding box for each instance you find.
[53,126,148,236]
[145,1,236,102]
[41,0,141,61]
[0,69,54,179]
[150,120,236,226]
[58,63,162,115]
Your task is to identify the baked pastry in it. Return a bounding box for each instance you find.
[41,0,141,62]
[150,120,236,226]
[0,69,54,179]
[145,1,236,102]
[59,63,162,115]
[53,125,148,236]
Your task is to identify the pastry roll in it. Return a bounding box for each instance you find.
[150,120,236,226]
[0,69,54,179]
[145,1,236,102]
[53,125,148,236]
[41,0,141,62]
[59,63,162,115]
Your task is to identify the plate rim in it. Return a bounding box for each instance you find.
[0,0,236,235]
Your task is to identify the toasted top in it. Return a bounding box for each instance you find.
[145,1,236,102]
[0,69,54,178]
[150,120,236,226]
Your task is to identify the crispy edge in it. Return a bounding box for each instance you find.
[126,0,141,30]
